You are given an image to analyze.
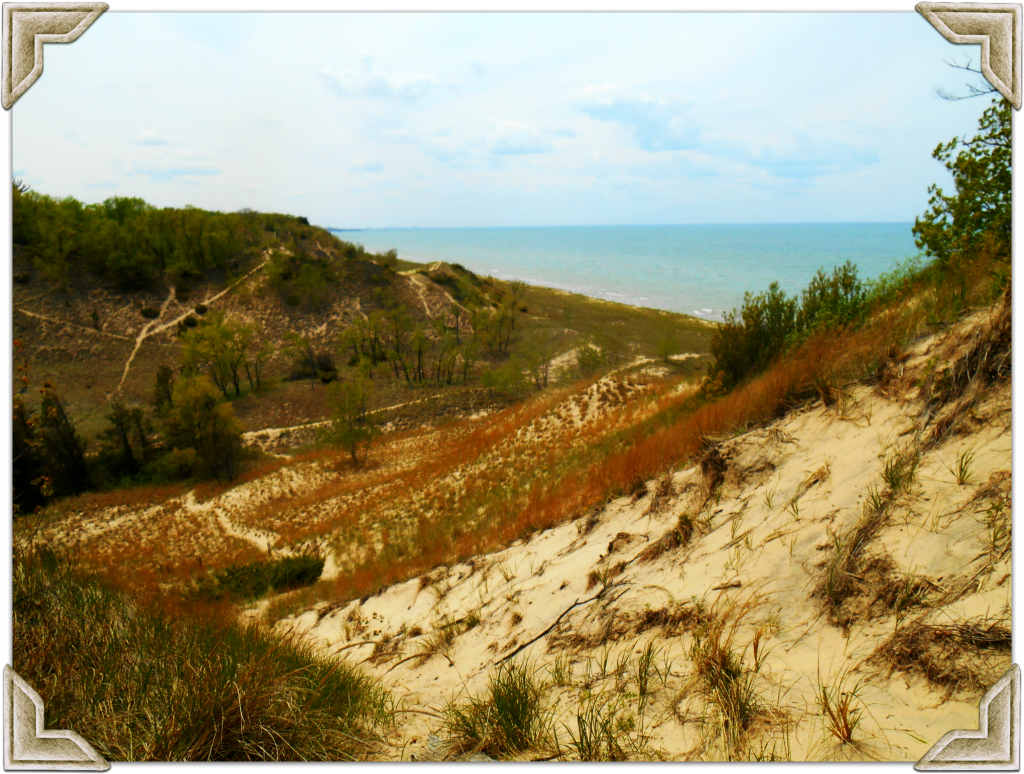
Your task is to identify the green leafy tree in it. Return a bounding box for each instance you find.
[151,364,176,412]
[162,375,244,481]
[913,97,1011,266]
[319,377,381,466]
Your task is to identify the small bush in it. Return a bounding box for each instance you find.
[183,316,198,328]
[140,307,160,319]
[709,282,797,390]
[194,303,208,315]
[14,272,31,283]
[797,261,866,332]
[442,660,550,758]
[285,293,301,307]
[576,344,606,378]
[202,554,325,602]
[175,285,190,302]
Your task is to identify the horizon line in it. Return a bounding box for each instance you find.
[326,220,916,231]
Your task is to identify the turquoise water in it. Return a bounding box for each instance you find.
[333,224,919,321]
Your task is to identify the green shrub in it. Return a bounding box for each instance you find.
[140,307,160,319]
[194,303,208,315]
[174,285,190,302]
[709,281,797,389]
[576,344,606,378]
[269,554,326,591]
[183,316,198,328]
[797,261,866,332]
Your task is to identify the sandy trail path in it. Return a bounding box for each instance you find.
[182,491,277,553]
[108,258,270,399]
[14,308,133,341]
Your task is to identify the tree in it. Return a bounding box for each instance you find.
[935,57,999,102]
[576,344,606,378]
[181,311,254,397]
[36,384,90,496]
[102,401,138,475]
[162,375,244,481]
[522,329,556,389]
[913,97,1011,267]
[151,364,176,412]
[319,376,381,466]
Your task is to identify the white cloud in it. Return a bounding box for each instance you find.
[134,130,172,146]
[352,157,385,172]
[488,121,550,155]
[321,55,454,102]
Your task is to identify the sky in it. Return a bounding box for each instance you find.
[12,11,997,228]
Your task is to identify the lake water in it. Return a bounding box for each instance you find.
[332,223,919,321]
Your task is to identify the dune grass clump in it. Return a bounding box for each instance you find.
[13,550,391,761]
[871,618,1011,695]
[679,597,769,759]
[442,660,551,759]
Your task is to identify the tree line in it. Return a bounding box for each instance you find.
[12,185,383,292]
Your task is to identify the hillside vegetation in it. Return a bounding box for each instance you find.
[14,98,1011,761]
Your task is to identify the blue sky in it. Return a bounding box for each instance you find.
[12,12,996,228]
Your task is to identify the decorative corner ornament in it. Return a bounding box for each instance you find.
[917,2,1022,108]
[3,666,109,770]
[916,664,1020,770]
[2,2,107,109]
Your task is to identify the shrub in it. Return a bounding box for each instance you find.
[175,285,190,302]
[576,344,606,378]
[194,303,208,315]
[708,282,797,389]
[14,272,31,283]
[797,261,866,332]
[285,293,301,307]
[183,316,198,328]
[162,375,244,481]
[140,307,160,319]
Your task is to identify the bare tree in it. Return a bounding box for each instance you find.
[936,57,998,101]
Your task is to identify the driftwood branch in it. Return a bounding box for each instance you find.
[497,581,627,665]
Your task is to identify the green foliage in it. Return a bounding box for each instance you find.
[199,554,326,602]
[97,400,151,479]
[318,376,381,466]
[140,307,160,319]
[13,551,390,760]
[913,97,1011,268]
[13,395,47,514]
[709,282,797,389]
[576,343,606,378]
[482,356,530,399]
[35,384,90,497]
[151,364,176,412]
[162,374,244,481]
[10,188,362,292]
[797,260,866,332]
[442,660,550,758]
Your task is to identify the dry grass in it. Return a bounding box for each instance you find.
[871,618,1012,695]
